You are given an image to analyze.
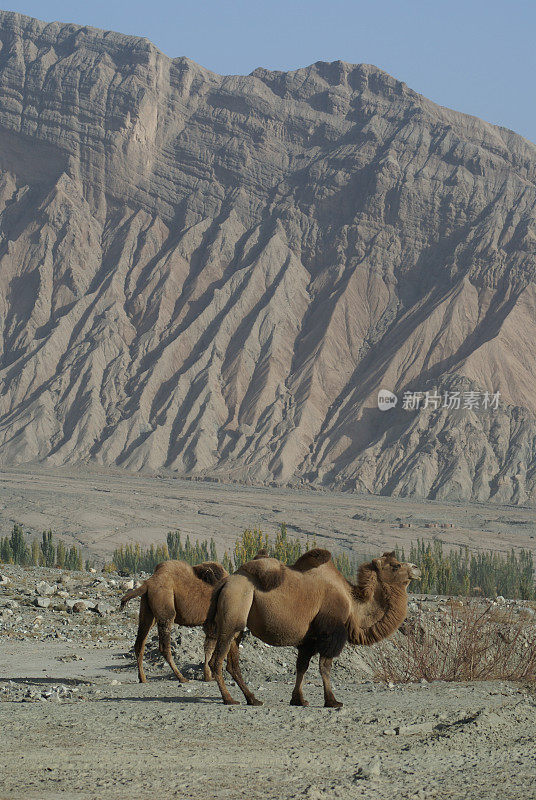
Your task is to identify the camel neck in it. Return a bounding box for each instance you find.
[353,584,408,646]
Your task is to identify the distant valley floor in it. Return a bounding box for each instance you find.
[0,465,534,561]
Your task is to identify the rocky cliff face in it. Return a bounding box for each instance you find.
[0,11,535,503]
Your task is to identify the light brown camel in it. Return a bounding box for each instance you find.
[208,549,420,707]
[120,559,243,686]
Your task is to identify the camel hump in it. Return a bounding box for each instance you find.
[239,558,284,591]
[193,562,228,585]
[292,548,332,572]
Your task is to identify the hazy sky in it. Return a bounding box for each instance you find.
[4,0,535,143]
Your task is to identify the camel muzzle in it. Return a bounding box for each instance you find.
[409,564,421,579]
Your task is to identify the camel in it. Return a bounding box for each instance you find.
[120,559,243,685]
[208,549,420,707]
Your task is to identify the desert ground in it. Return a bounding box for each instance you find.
[0,465,535,562]
[1,470,536,799]
[1,560,536,800]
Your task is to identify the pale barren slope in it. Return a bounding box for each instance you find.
[0,11,535,502]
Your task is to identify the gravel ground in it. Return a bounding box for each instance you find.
[1,565,535,799]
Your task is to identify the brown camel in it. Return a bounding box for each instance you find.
[208,549,420,707]
[120,559,243,686]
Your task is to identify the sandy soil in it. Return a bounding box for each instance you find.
[0,465,535,561]
[2,674,535,800]
[1,565,536,800]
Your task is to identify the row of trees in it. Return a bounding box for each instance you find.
[2,522,535,600]
[111,531,220,574]
[109,529,536,599]
[0,525,83,571]
[397,540,535,600]
[111,524,362,580]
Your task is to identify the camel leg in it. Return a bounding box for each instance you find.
[134,594,154,683]
[319,656,342,708]
[209,630,241,705]
[209,581,254,705]
[225,638,262,706]
[290,645,313,706]
[157,619,188,683]
[203,635,216,681]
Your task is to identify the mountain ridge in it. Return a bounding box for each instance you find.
[0,10,535,503]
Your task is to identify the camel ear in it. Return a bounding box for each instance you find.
[382,551,396,558]
[372,558,382,571]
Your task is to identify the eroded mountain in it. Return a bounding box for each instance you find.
[0,11,535,502]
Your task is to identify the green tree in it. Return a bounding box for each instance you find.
[167,531,181,560]
[0,536,13,563]
[10,524,28,565]
[41,530,55,567]
[56,541,66,569]
[65,545,83,571]
[31,539,42,566]
[222,550,233,574]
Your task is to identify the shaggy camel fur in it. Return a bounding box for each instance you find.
[208,549,420,706]
[120,559,242,684]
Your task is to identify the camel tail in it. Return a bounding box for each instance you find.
[119,583,147,610]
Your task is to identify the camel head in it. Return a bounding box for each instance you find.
[371,551,421,589]
[351,552,421,646]
[354,551,420,604]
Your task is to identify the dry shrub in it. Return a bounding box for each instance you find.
[367,602,536,682]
